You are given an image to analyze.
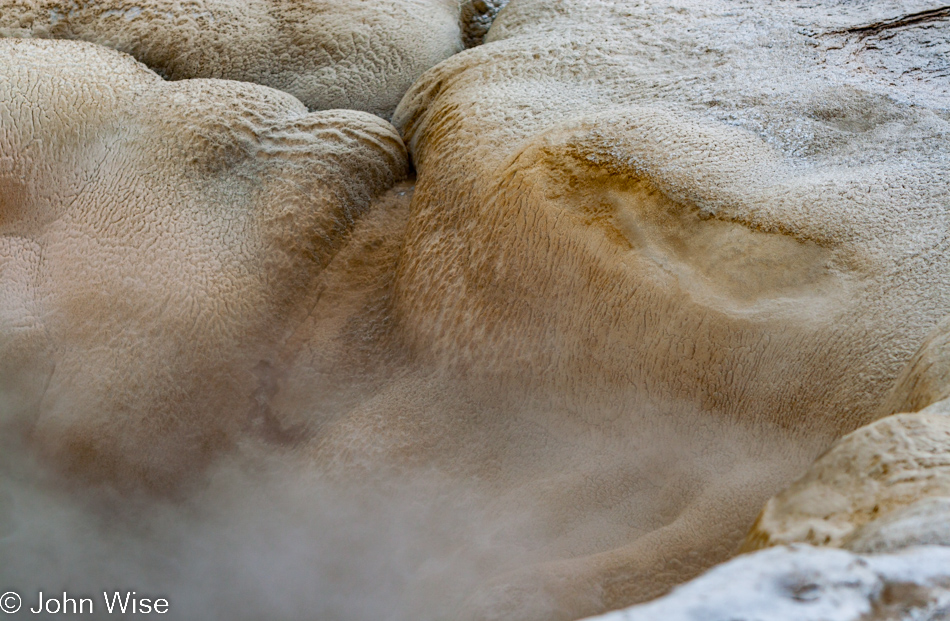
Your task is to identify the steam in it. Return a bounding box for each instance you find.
[0,437,539,620]
[0,383,819,621]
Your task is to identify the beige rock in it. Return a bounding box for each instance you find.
[1,1,950,620]
[742,413,950,552]
[386,0,950,617]
[0,37,408,490]
[881,316,950,417]
[0,0,464,118]
[845,496,950,554]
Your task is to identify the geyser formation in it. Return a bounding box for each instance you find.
[1,1,949,620]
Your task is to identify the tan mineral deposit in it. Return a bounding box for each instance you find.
[0,0,474,118]
[0,1,948,621]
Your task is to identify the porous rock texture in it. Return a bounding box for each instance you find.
[385,0,950,616]
[0,37,407,490]
[0,0,465,118]
[580,545,950,621]
[742,412,950,552]
[460,0,509,48]
[846,496,950,555]
[1,1,949,621]
[882,316,950,417]
[741,316,950,559]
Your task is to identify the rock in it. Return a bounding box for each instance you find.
[882,316,950,417]
[742,413,950,552]
[2,0,950,619]
[846,497,950,555]
[0,0,465,118]
[390,0,950,616]
[580,545,950,621]
[459,0,508,48]
[0,37,408,490]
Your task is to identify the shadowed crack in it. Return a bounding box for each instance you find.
[827,6,950,38]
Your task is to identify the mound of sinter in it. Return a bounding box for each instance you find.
[0,0,471,118]
[390,0,950,616]
[0,38,407,489]
[1,0,949,620]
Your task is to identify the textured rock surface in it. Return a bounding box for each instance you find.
[388,0,950,616]
[742,413,950,552]
[0,1,949,620]
[581,545,950,621]
[882,317,950,417]
[0,38,407,490]
[0,0,464,118]
[846,496,950,555]
[460,0,509,48]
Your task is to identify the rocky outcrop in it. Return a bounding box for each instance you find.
[459,0,509,47]
[0,37,407,490]
[882,317,950,417]
[390,0,950,615]
[742,412,950,552]
[1,1,949,620]
[581,545,950,621]
[847,497,950,555]
[0,0,465,118]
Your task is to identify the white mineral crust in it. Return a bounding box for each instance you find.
[582,545,950,621]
